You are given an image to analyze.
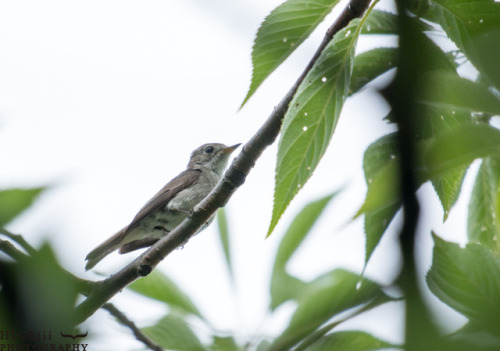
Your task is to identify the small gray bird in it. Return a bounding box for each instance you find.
[85,142,240,270]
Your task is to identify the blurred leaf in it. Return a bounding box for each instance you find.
[270,270,383,351]
[269,19,361,236]
[421,106,473,221]
[361,10,432,35]
[13,243,80,341]
[470,28,500,90]
[272,193,336,271]
[468,156,500,253]
[359,133,401,269]
[427,234,500,334]
[361,10,398,34]
[307,330,397,351]
[427,0,500,89]
[270,193,337,309]
[241,0,341,107]
[0,187,46,227]
[349,47,398,95]
[211,336,240,351]
[255,340,272,351]
[128,269,203,319]
[417,71,500,116]
[424,124,500,177]
[142,314,206,351]
[450,322,500,348]
[216,208,233,279]
[270,273,307,312]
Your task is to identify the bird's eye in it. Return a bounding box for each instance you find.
[204,146,214,153]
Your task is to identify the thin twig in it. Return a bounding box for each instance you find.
[0,227,37,255]
[0,239,30,261]
[103,303,163,351]
[73,0,374,325]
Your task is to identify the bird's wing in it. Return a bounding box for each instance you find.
[122,169,202,236]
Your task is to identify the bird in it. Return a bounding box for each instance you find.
[85,142,240,270]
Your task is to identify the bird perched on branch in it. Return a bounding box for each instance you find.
[85,142,240,270]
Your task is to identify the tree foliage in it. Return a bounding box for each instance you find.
[1,0,500,350]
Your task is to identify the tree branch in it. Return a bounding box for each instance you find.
[73,0,374,325]
[0,239,30,261]
[382,0,441,349]
[0,227,36,255]
[102,303,163,351]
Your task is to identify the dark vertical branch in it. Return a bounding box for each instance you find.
[382,0,440,350]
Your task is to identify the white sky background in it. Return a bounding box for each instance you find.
[0,0,471,349]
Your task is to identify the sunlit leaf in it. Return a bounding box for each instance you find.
[269,19,362,236]
[271,192,337,309]
[241,0,341,107]
[427,234,500,333]
[128,270,203,319]
[307,330,397,351]
[142,314,206,351]
[0,187,46,227]
[270,270,383,351]
[468,156,500,253]
[349,47,398,95]
[216,208,233,279]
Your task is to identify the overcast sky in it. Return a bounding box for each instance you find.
[0,0,471,349]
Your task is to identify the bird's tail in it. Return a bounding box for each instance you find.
[85,228,126,270]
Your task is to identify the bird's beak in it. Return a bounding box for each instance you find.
[222,143,241,154]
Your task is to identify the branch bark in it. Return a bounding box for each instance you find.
[73,0,374,325]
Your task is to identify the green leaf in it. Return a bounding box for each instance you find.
[420,105,473,220]
[128,269,203,319]
[427,234,500,333]
[307,330,397,351]
[361,10,432,35]
[431,166,468,221]
[270,192,337,309]
[210,336,240,351]
[270,270,383,351]
[424,124,500,177]
[0,187,46,227]
[417,71,500,116]
[359,133,401,268]
[216,208,233,279]
[427,0,500,89]
[361,10,399,34]
[241,0,341,107]
[349,47,398,95]
[468,156,500,253]
[6,243,80,340]
[142,314,206,351]
[269,19,361,236]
